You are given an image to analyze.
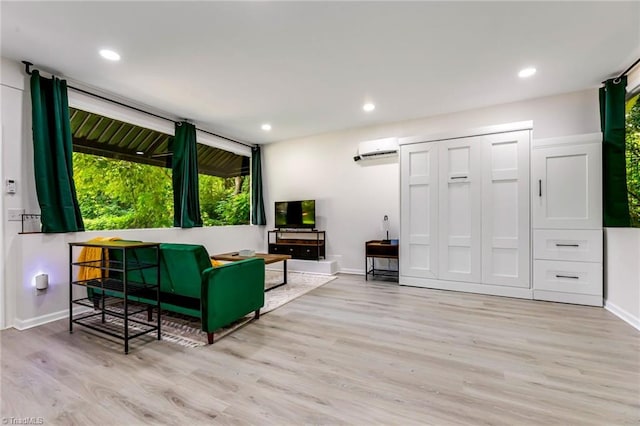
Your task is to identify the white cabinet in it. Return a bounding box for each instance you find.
[532,136,602,230]
[400,125,531,298]
[531,133,603,306]
[400,143,439,279]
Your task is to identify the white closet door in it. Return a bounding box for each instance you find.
[438,137,481,282]
[481,130,530,287]
[400,143,439,278]
[532,143,602,229]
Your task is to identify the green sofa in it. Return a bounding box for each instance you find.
[90,243,265,344]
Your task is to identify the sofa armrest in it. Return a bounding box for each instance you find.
[200,257,265,333]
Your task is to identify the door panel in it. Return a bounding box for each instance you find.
[481,130,530,287]
[438,138,481,282]
[532,143,601,229]
[400,143,438,278]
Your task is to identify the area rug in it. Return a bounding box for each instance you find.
[93,271,337,348]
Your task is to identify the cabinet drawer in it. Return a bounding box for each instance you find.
[298,246,319,259]
[533,230,602,262]
[533,260,602,295]
[268,244,283,254]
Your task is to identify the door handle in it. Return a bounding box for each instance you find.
[556,244,579,248]
[539,180,542,197]
[556,274,579,280]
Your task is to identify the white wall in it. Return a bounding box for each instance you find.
[604,228,640,330]
[2,58,36,329]
[1,57,264,329]
[263,89,601,274]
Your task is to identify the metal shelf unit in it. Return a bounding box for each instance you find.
[69,241,161,354]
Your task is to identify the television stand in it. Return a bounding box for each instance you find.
[268,229,326,261]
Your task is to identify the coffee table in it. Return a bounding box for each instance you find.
[210,252,292,291]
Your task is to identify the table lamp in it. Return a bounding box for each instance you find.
[382,215,390,244]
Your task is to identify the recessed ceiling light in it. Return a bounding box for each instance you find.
[136,151,144,155]
[261,123,272,131]
[518,67,536,78]
[363,103,375,112]
[99,49,121,61]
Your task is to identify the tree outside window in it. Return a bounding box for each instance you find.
[626,93,640,227]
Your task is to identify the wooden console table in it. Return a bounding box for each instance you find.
[365,240,399,281]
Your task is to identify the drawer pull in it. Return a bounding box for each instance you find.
[556,243,579,247]
[451,176,467,180]
[556,274,579,280]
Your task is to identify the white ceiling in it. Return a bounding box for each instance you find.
[1,1,639,144]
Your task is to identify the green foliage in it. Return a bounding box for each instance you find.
[73,152,249,230]
[200,175,250,226]
[626,94,640,227]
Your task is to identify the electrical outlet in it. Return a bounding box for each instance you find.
[7,208,25,221]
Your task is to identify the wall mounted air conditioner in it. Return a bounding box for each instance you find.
[354,137,399,161]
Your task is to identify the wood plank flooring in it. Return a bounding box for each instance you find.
[1,274,639,425]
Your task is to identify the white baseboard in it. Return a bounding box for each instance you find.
[533,290,602,307]
[605,300,640,331]
[339,268,364,275]
[400,276,533,299]
[266,259,337,275]
[13,306,92,331]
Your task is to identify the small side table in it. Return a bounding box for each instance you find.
[365,240,399,281]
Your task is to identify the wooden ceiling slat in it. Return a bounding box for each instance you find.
[146,134,169,155]
[97,120,116,143]
[115,125,138,148]
[125,128,149,150]
[86,117,105,139]
[136,131,156,151]
[75,112,93,136]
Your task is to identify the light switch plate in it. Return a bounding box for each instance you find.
[8,208,24,221]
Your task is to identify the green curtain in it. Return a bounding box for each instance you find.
[600,77,630,227]
[171,122,202,228]
[30,71,84,233]
[251,146,266,225]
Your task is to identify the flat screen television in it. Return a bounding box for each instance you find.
[275,200,316,229]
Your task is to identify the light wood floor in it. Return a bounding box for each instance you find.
[1,274,639,425]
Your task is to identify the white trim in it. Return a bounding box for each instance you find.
[398,121,533,146]
[196,130,251,157]
[399,276,533,299]
[339,268,365,276]
[533,290,602,307]
[605,300,640,331]
[13,306,92,331]
[532,132,603,149]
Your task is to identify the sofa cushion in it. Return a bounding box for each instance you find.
[159,243,212,299]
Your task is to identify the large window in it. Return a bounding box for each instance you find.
[626,93,640,227]
[73,152,173,230]
[70,108,250,230]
